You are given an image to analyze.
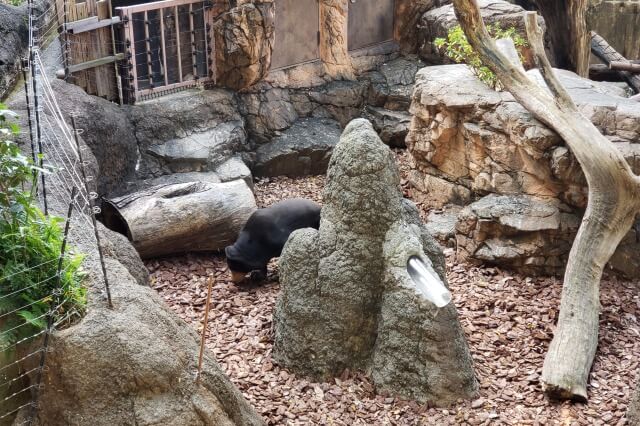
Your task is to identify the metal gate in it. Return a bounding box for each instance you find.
[348,0,395,51]
[117,0,214,103]
[271,0,320,70]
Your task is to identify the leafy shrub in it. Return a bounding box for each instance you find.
[434,24,528,89]
[0,105,86,352]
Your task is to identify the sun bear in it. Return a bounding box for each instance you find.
[225,198,321,283]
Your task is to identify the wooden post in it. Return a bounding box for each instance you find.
[195,275,214,384]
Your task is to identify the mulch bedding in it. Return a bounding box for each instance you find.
[145,151,640,425]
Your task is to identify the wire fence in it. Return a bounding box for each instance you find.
[0,0,111,423]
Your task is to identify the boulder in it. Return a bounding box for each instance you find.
[362,106,411,147]
[455,194,581,275]
[417,0,542,67]
[47,79,137,196]
[21,225,264,426]
[0,3,28,100]
[407,64,640,275]
[146,121,246,173]
[214,1,275,90]
[394,0,451,53]
[131,88,247,180]
[425,206,461,248]
[252,118,341,177]
[362,57,427,112]
[273,119,477,405]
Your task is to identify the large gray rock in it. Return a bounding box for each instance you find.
[0,4,28,100]
[417,0,542,67]
[252,118,341,177]
[21,220,264,426]
[362,106,411,147]
[455,194,581,275]
[407,63,640,276]
[273,119,477,405]
[131,88,248,180]
[47,80,137,196]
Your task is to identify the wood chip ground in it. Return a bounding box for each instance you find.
[145,151,640,425]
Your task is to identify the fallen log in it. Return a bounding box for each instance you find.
[589,64,625,82]
[590,31,640,93]
[609,61,640,73]
[102,180,257,259]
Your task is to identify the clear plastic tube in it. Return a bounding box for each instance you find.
[407,256,452,308]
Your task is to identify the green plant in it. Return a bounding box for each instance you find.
[0,105,86,352]
[434,23,528,89]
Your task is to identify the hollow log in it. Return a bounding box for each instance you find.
[102,180,257,259]
[591,31,640,93]
[452,0,640,401]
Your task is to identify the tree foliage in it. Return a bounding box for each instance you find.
[0,105,86,352]
[435,24,528,89]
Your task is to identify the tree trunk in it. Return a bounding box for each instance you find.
[591,31,640,93]
[102,180,257,259]
[530,0,589,77]
[452,0,640,401]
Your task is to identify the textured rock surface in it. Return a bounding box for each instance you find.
[417,0,541,67]
[319,0,354,79]
[273,119,477,405]
[131,88,248,181]
[252,118,341,177]
[629,379,640,426]
[363,107,411,147]
[407,64,640,275]
[24,238,264,425]
[48,80,137,196]
[455,195,581,275]
[214,1,275,90]
[0,3,28,100]
[395,0,451,53]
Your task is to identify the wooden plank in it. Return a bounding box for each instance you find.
[66,16,120,34]
[67,54,124,73]
[117,0,201,15]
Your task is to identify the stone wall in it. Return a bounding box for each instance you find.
[406,64,640,276]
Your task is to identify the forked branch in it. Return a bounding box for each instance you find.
[452,0,640,401]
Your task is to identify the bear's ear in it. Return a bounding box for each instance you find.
[224,245,236,259]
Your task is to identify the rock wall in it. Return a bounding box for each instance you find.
[406,64,640,276]
[0,3,28,101]
[273,119,477,405]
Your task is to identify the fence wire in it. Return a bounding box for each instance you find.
[1,0,111,423]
